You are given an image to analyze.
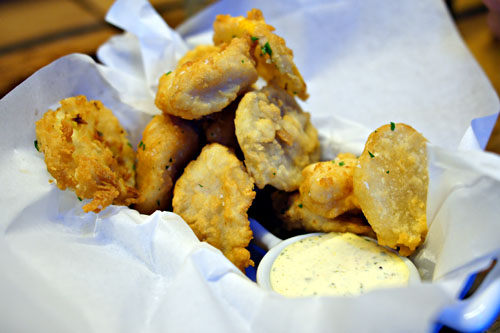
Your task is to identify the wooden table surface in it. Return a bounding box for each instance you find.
[0,0,499,331]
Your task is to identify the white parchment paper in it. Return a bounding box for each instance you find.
[1,0,499,332]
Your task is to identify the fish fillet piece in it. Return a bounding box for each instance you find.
[353,123,428,256]
[299,153,360,219]
[134,114,199,214]
[155,37,258,120]
[172,143,256,271]
[35,95,138,213]
[235,85,320,191]
[213,8,308,100]
[273,192,375,238]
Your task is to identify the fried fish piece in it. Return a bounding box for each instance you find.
[273,192,375,238]
[213,8,308,100]
[235,85,320,191]
[176,44,220,68]
[134,114,199,215]
[299,153,360,219]
[172,143,256,271]
[155,37,258,120]
[353,123,428,256]
[35,95,138,213]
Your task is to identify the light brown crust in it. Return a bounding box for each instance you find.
[134,115,199,215]
[353,123,428,256]
[35,95,139,213]
[155,37,258,120]
[299,153,360,219]
[273,192,375,238]
[172,143,256,271]
[235,85,320,191]
[213,8,308,100]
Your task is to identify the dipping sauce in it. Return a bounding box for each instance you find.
[269,232,409,297]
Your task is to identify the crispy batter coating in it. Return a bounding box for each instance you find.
[155,37,258,120]
[177,44,220,68]
[353,123,428,256]
[235,85,320,191]
[213,8,308,100]
[273,192,375,238]
[35,95,138,213]
[299,153,360,219]
[172,143,256,271]
[134,115,199,215]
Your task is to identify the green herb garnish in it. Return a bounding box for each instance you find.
[165,71,172,76]
[390,122,395,131]
[338,161,345,167]
[298,203,303,208]
[199,184,203,188]
[368,151,375,158]
[386,170,390,174]
[157,200,160,207]
[261,42,272,56]
[251,36,259,41]
[77,197,82,201]
[34,140,40,152]
[139,141,146,151]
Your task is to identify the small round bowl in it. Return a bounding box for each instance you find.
[255,231,421,295]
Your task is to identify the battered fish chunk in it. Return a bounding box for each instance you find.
[299,153,360,219]
[213,8,308,100]
[274,192,375,238]
[353,123,428,256]
[35,95,138,213]
[177,44,220,68]
[235,85,320,191]
[134,114,199,215]
[155,37,258,120]
[172,143,256,271]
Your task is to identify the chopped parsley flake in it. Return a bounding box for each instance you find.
[273,172,276,176]
[132,163,136,171]
[261,42,272,56]
[251,36,259,41]
[241,59,245,63]
[77,197,82,201]
[199,184,203,188]
[298,203,303,208]
[139,141,146,150]
[390,122,395,131]
[34,140,40,152]
[165,71,172,76]
[96,131,103,137]
[338,161,345,167]
[368,151,375,158]
[157,200,160,206]
[386,170,390,174]
[127,142,132,148]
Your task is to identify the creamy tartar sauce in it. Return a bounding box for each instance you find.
[270,232,409,297]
